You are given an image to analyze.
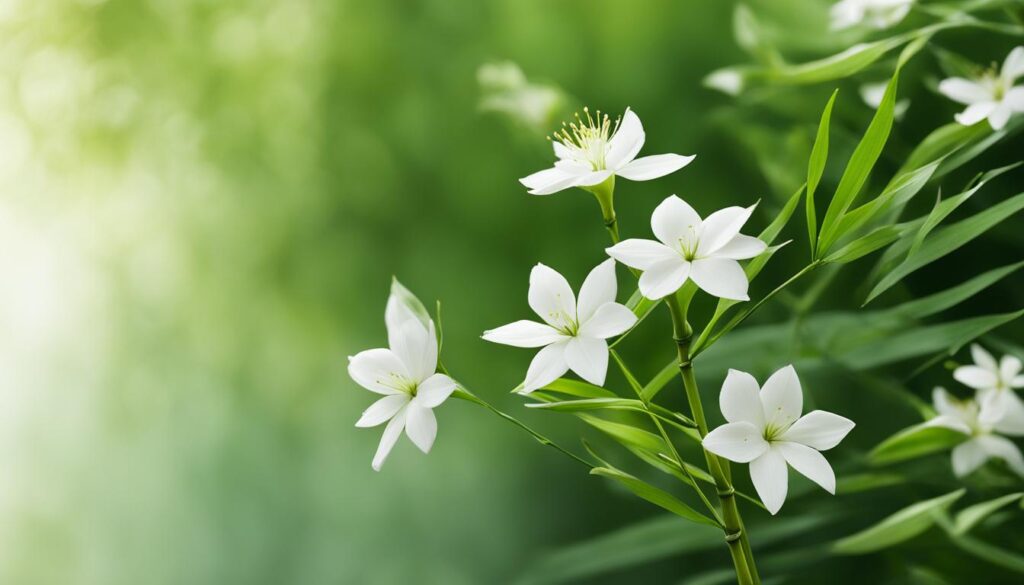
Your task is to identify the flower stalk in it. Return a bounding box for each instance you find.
[666,292,760,585]
[586,175,620,243]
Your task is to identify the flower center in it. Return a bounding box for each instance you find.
[547,309,579,337]
[763,423,785,442]
[675,225,700,260]
[550,107,620,171]
[378,371,418,395]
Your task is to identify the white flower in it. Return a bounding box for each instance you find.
[703,366,855,515]
[348,292,456,471]
[938,47,1024,131]
[830,0,913,31]
[953,343,1024,430]
[483,259,637,393]
[928,388,1024,478]
[605,195,766,301]
[519,107,695,196]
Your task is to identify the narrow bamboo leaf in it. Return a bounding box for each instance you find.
[818,71,899,255]
[526,397,646,413]
[762,184,805,244]
[832,489,966,554]
[836,472,905,494]
[869,422,968,465]
[946,531,1024,574]
[831,159,940,242]
[866,191,1024,303]
[642,360,679,401]
[882,260,1024,320]
[823,224,905,264]
[538,378,617,399]
[590,467,720,527]
[953,492,1024,535]
[899,121,990,177]
[807,91,837,254]
[841,309,1024,369]
[770,36,907,84]
[579,415,666,453]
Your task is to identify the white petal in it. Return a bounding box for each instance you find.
[988,103,1012,131]
[750,447,789,515]
[483,320,566,348]
[522,341,570,393]
[971,343,999,371]
[651,195,702,247]
[616,153,695,181]
[372,407,408,471]
[713,234,767,260]
[606,239,678,270]
[563,336,610,386]
[385,286,427,338]
[776,441,835,494]
[986,391,1024,436]
[1000,355,1022,382]
[938,78,992,105]
[1006,87,1024,111]
[829,0,861,30]
[638,257,691,300]
[390,319,437,383]
[1002,46,1024,84]
[604,107,645,170]
[932,387,962,418]
[577,258,618,324]
[520,166,578,195]
[954,365,999,391]
[702,421,769,463]
[575,169,614,188]
[415,373,457,408]
[925,415,972,435]
[719,369,765,428]
[952,438,989,477]
[696,204,756,257]
[955,101,997,126]
[405,402,437,453]
[553,141,573,159]
[760,365,803,432]
[528,263,577,330]
[977,434,1024,477]
[689,257,749,301]
[780,410,855,451]
[348,348,408,395]
[579,303,637,339]
[356,394,410,428]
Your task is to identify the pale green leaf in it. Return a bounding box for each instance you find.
[832,489,966,554]
[590,467,720,527]
[807,91,837,253]
[869,422,968,465]
[953,492,1024,535]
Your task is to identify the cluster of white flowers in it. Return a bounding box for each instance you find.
[928,344,1024,477]
[703,366,855,515]
[938,47,1024,131]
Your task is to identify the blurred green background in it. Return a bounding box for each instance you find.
[2,0,1022,584]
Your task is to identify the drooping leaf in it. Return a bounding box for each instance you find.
[590,467,720,527]
[869,422,968,465]
[832,489,966,554]
[953,493,1024,535]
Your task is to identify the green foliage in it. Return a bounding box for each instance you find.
[869,423,968,465]
[833,490,966,554]
[590,467,720,527]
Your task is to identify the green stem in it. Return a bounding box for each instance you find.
[454,389,594,469]
[587,175,620,244]
[666,293,760,585]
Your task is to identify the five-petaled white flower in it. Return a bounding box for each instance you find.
[605,195,766,301]
[703,366,855,515]
[830,0,913,31]
[519,107,695,196]
[953,343,1024,430]
[348,291,456,471]
[928,387,1024,478]
[483,259,638,393]
[938,47,1024,131]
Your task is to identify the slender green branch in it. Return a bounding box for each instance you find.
[454,388,594,469]
[665,293,760,585]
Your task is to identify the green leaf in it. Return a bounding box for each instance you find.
[832,489,966,554]
[866,190,1024,303]
[807,91,837,254]
[579,415,666,454]
[538,378,617,399]
[953,492,1024,535]
[899,121,990,177]
[869,422,968,465]
[823,224,905,264]
[881,260,1024,321]
[836,472,906,494]
[769,36,907,85]
[612,289,661,348]
[818,70,898,256]
[840,309,1024,369]
[830,159,941,243]
[526,397,646,413]
[590,467,720,527]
